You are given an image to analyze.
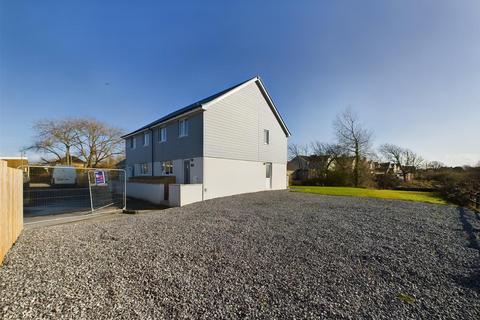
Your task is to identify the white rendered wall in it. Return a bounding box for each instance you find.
[203,157,287,200]
[168,184,203,207]
[272,163,287,190]
[126,182,165,204]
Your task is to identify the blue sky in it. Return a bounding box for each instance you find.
[1,0,479,166]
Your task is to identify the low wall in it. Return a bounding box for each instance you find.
[127,182,165,205]
[0,161,23,264]
[169,184,203,207]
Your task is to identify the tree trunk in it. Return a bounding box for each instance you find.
[65,146,71,165]
[354,142,360,187]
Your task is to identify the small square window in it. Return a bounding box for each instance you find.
[263,129,270,145]
[159,127,167,142]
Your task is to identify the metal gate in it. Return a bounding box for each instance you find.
[21,165,126,217]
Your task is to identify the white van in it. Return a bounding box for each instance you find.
[51,166,77,186]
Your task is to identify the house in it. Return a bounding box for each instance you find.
[372,162,414,182]
[372,162,399,176]
[122,76,290,205]
[0,156,28,169]
[47,156,86,168]
[287,155,333,182]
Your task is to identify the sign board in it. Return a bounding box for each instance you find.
[94,171,107,186]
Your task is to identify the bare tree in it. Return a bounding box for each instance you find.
[310,141,344,177]
[31,117,124,168]
[425,161,444,170]
[333,108,373,187]
[73,118,124,167]
[379,143,423,180]
[31,119,80,165]
[288,143,310,173]
[404,149,423,169]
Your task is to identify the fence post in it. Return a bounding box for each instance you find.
[87,170,94,212]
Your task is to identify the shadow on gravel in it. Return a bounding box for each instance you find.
[455,207,480,292]
[126,197,168,211]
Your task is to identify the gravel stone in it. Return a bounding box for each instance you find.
[1,190,479,319]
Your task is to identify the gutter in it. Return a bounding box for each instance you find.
[121,107,203,139]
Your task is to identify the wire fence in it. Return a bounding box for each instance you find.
[470,192,480,211]
[20,165,126,217]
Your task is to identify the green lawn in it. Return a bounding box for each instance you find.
[290,186,447,205]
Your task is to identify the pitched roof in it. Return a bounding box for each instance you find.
[122,76,290,138]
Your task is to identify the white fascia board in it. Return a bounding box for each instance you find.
[149,107,203,130]
[201,77,259,110]
[122,128,150,140]
[255,78,291,137]
[201,76,291,137]
[121,107,203,139]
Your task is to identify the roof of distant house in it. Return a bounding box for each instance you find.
[51,156,85,163]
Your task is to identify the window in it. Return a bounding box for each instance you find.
[263,129,270,145]
[143,132,149,146]
[129,137,136,149]
[159,127,167,142]
[140,163,150,175]
[162,161,173,175]
[178,118,188,137]
[266,162,272,178]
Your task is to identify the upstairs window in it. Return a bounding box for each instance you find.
[263,129,270,145]
[159,127,167,142]
[178,119,189,137]
[143,132,149,146]
[162,161,173,175]
[129,137,136,149]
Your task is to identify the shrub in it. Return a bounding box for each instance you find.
[376,173,401,189]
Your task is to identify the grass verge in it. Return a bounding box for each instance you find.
[290,186,447,205]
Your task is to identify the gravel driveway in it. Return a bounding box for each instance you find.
[1,191,479,319]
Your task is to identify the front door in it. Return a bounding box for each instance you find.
[183,160,191,184]
[265,162,272,189]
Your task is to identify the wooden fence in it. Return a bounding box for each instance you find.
[0,160,23,264]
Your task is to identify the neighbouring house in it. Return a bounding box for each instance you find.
[372,162,399,176]
[288,155,406,185]
[287,155,333,183]
[0,156,28,169]
[122,76,290,206]
[371,162,415,182]
[47,156,86,168]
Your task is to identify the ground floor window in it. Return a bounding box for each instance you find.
[140,163,150,175]
[162,161,173,175]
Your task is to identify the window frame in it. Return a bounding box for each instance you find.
[143,132,149,147]
[159,127,167,142]
[140,163,150,175]
[129,137,136,149]
[263,129,270,145]
[162,160,173,175]
[178,118,189,137]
